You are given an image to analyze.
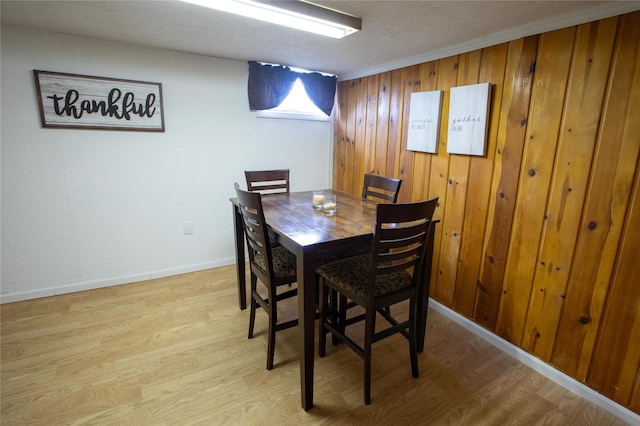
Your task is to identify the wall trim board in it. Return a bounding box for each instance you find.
[0,259,235,304]
[429,299,640,425]
[338,1,640,81]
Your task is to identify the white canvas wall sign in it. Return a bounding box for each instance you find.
[34,70,165,132]
[407,90,443,153]
[447,82,491,156]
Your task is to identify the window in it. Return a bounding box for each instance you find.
[248,61,336,121]
[256,78,331,121]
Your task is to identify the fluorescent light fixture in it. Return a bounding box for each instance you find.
[182,0,361,39]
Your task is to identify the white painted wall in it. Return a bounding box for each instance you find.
[0,26,333,303]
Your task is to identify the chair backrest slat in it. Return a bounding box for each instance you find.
[245,169,290,195]
[362,173,402,203]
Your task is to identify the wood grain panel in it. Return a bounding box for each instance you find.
[521,17,619,360]
[374,72,392,177]
[436,51,481,306]
[333,12,640,415]
[398,65,421,202]
[364,75,380,178]
[428,55,459,300]
[588,167,640,407]
[386,68,405,180]
[633,380,640,414]
[475,36,538,328]
[344,79,359,194]
[495,27,576,345]
[552,11,640,380]
[454,43,508,318]
[333,80,348,190]
[410,61,439,202]
[353,78,368,194]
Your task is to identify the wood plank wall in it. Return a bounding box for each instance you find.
[332,11,640,413]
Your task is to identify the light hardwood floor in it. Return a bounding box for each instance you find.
[1,266,628,425]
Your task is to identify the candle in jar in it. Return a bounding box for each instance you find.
[323,202,336,210]
[313,193,325,205]
[322,194,337,215]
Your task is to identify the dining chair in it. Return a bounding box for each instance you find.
[361,173,402,203]
[244,169,290,195]
[337,173,402,313]
[234,183,298,370]
[316,197,438,404]
[245,169,290,248]
[337,174,402,261]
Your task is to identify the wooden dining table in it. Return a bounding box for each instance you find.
[230,189,437,411]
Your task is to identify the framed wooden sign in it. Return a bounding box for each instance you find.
[33,70,165,132]
[407,90,443,153]
[447,82,491,156]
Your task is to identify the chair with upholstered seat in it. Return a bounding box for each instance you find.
[316,197,438,404]
[245,169,290,195]
[245,169,290,247]
[234,183,298,370]
[336,173,402,312]
[336,174,402,261]
[362,173,402,203]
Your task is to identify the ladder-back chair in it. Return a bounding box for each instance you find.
[234,183,298,370]
[316,197,438,404]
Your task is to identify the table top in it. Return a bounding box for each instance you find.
[238,190,378,249]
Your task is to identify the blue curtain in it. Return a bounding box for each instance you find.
[247,61,337,116]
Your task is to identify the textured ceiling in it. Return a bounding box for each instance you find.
[2,1,639,79]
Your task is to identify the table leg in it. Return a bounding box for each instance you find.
[232,204,247,310]
[297,248,316,411]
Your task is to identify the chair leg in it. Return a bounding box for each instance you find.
[337,294,347,340]
[330,290,341,346]
[318,278,328,358]
[266,299,276,370]
[409,297,419,378]
[363,307,376,405]
[248,274,258,339]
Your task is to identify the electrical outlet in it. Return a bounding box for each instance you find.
[183,221,194,235]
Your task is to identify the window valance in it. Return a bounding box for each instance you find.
[247,61,337,116]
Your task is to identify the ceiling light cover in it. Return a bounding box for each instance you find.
[182,0,361,39]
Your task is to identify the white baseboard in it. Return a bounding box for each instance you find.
[3,267,637,423]
[0,258,235,304]
[428,299,639,425]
